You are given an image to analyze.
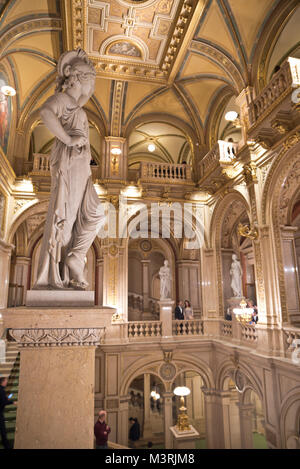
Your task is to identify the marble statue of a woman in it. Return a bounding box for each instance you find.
[230,254,243,297]
[34,49,104,290]
[159,260,172,300]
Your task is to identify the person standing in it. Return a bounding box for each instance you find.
[175,301,184,320]
[129,417,140,448]
[94,410,111,449]
[0,377,17,449]
[184,300,193,320]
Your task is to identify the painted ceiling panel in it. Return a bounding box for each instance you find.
[183,78,223,123]
[179,52,232,82]
[3,0,59,24]
[228,0,276,60]
[94,77,112,122]
[124,81,162,123]
[195,0,240,65]
[133,88,191,124]
[11,53,55,106]
[7,31,61,62]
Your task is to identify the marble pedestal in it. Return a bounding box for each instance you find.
[159,299,175,338]
[2,306,116,449]
[26,290,95,307]
[170,425,200,449]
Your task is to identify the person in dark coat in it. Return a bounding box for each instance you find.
[129,417,140,447]
[94,410,111,449]
[0,377,16,449]
[175,301,184,320]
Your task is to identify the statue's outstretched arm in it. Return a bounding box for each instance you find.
[40,100,87,148]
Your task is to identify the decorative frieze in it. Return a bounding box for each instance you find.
[9,327,105,347]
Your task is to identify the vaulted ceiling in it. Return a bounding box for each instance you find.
[0,0,299,174]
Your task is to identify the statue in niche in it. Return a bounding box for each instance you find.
[230,254,243,297]
[34,49,105,290]
[159,260,172,300]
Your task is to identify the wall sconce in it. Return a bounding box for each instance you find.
[111,147,121,155]
[174,386,191,432]
[237,223,258,240]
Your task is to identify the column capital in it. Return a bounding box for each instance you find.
[0,239,14,254]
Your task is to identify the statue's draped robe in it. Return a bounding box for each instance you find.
[230,261,242,297]
[35,92,104,289]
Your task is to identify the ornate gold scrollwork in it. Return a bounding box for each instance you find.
[237,222,258,240]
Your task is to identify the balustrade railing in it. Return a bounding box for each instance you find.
[250,57,300,125]
[220,320,233,338]
[128,321,162,339]
[140,162,192,182]
[32,153,50,174]
[199,140,238,179]
[172,319,204,336]
[240,323,257,345]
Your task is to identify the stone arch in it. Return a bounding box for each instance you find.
[280,388,300,448]
[209,191,251,315]
[251,0,300,93]
[124,112,201,168]
[261,142,300,323]
[216,358,263,404]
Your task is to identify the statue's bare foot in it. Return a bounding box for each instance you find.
[65,254,88,290]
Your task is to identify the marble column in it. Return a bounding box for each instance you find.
[9,256,31,306]
[102,240,128,321]
[252,227,286,355]
[163,391,173,449]
[141,259,150,311]
[202,388,225,449]
[220,391,241,449]
[96,258,104,306]
[143,373,152,438]
[176,261,201,312]
[0,240,14,309]
[201,249,220,336]
[238,403,254,449]
[4,307,113,449]
[280,226,300,325]
[118,397,130,447]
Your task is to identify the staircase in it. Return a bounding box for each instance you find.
[0,342,20,450]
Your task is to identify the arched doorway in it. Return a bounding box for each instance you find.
[127,373,165,449]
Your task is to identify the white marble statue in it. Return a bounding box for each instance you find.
[34,49,105,290]
[159,260,172,300]
[230,254,243,297]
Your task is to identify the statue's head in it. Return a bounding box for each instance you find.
[232,254,237,261]
[55,49,96,104]
[164,260,169,266]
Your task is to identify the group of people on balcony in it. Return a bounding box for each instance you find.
[174,300,193,320]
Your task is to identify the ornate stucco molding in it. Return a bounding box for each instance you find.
[9,327,105,347]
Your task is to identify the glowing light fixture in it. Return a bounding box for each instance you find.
[150,390,160,400]
[174,386,191,432]
[111,147,121,155]
[148,143,156,152]
[233,298,253,323]
[1,85,16,97]
[225,111,238,122]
